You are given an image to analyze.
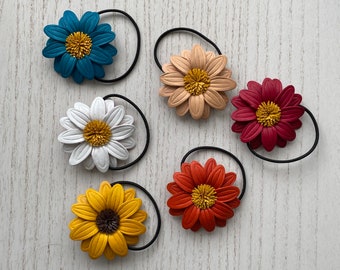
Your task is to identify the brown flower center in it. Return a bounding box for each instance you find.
[65,31,92,59]
[96,209,120,234]
[191,184,217,209]
[83,120,111,146]
[183,68,210,95]
[256,101,281,127]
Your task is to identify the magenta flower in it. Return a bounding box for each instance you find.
[231,78,305,151]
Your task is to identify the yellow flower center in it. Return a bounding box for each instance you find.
[83,120,111,147]
[65,31,92,59]
[191,184,217,209]
[183,68,210,95]
[256,101,281,127]
[96,209,120,234]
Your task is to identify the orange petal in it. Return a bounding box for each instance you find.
[205,55,227,77]
[108,231,128,256]
[189,95,205,119]
[176,100,189,116]
[162,63,177,73]
[206,165,226,188]
[88,233,108,259]
[167,182,182,194]
[211,201,234,220]
[180,162,192,176]
[124,188,136,201]
[182,205,200,229]
[201,102,211,119]
[199,209,216,232]
[119,219,146,236]
[224,172,237,185]
[86,189,106,213]
[170,55,191,74]
[130,210,147,223]
[160,72,185,86]
[70,221,98,240]
[117,198,142,219]
[204,158,217,176]
[106,184,124,211]
[168,87,190,107]
[215,186,240,202]
[71,203,97,221]
[173,172,195,193]
[190,161,206,186]
[190,44,206,69]
[209,77,236,91]
[103,245,115,260]
[159,85,177,97]
[204,90,227,110]
[167,193,192,209]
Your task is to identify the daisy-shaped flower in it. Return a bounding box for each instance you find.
[231,78,305,151]
[42,10,117,83]
[69,181,147,260]
[159,44,236,120]
[58,97,136,173]
[167,158,240,232]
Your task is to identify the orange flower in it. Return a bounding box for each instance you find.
[159,44,236,120]
[167,158,240,232]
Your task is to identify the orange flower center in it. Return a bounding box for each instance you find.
[183,68,210,96]
[65,31,92,59]
[191,184,217,209]
[96,209,120,234]
[83,120,111,146]
[256,101,281,127]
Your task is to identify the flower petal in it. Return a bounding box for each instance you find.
[205,55,227,77]
[168,87,190,107]
[60,117,77,129]
[262,78,281,101]
[109,156,118,168]
[70,221,98,240]
[86,189,106,213]
[211,201,234,220]
[93,62,105,78]
[173,172,195,193]
[290,119,302,129]
[160,72,185,86]
[74,102,90,115]
[107,184,124,211]
[58,129,84,144]
[71,204,98,221]
[275,121,296,141]
[199,209,216,232]
[103,246,115,260]
[162,63,177,73]
[224,172,237,186]
[190,45,206,69]
[280,106,305,122]
[76,56,94,79]
[117,198,142,219]
[69,143,92,165]
[111,125,135,141]
[247,81,262,92]
[99,181,111,198]
[201,102,211,119]
[62,10,80,32]
[125,235,139,245]
[120,115,134,125]
[123,188,135,201]
[169,208,185,216]
[69,217,84,230]
[42,42,66,58]
[119,138,136,150]
[228,198,241,208]
[231,107,257,121]
[159,85,176,97]
[167,192,192,209]
[204,89,227,110]
[215,218,227,227]
[89,47,113,65]
[209,77,236,91]
[92,147,110,172]
[204,158,217,176]
[60,53,76,78]
[44,25,69,42]
[190,161,206,186]
[104,99,115,112]
[90,97,106,120]
[239,89,262,109]
[176,100,189,116]
[130,210,147,223]
[240,121,263,142]
[261,126,277,151]
[81,238,91,251]
[92,32,115,46]
[67,108,90,129]
[231,121,248,133]
[215,186,240,202]
[72,69,84,83]
[189,95,205,119]
[104,105,125,127]
[167,182,183,195]
[108,231,128,257]
[182,205,200,229]
[83,156,95,170]
[80,11,99,33]
[119,220,146,236]
[181,162,192,177]
[275,85,295,108]
[88,233,108,259]
[277,136,287,147]
[170,56,191,74]
[231,96,248,109]
[206,165,225,188]
[291,94,302,106]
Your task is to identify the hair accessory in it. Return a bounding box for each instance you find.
[42,9,140,84]
[167,146,246,232]
[58,94,149,172]
[69,180,161,260]
[231,78,319,163]
[154,27,237,120]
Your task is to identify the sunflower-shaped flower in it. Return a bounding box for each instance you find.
[69,181,147,260]
[58,97,135,173]
[167,158,240,232]
[231,78,305,151]
[42,10,117,83]
[159,44,237,120]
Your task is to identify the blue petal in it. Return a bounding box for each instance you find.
[79,11,99,34]
[42,42,66,58]
[72,68,85,83]
[54,56,62,73]
[91,32,115,46]
[60,53,76,77]
[95,23,112,32]
[76,56,94,79]
[44,25,69,42]
[93,63,105,78]
[46,38,54,46]
[62,10,80,33]
[101,44,117,57]
[89,47,113,65]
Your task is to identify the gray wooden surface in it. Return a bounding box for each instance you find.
[1,0,339,269]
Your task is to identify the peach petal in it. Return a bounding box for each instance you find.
[176,100,189,116]
[170,55,191,74]
[205,55,227,77]
[168,87,190,107]
[209,77,236,91]
[201,102,211,119]
[162,63,177,73]
[204,90,227,110]
[189,95,205,119]
[159,85,177,97]
[160,72,185,86]
[190,45,206,69]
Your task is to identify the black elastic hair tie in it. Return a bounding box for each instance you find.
[96,9,141,83]
[181,146,246,200]
[103,94,150,170]
[247,106,319,163]
[111,181,161,250]
[153,27,222,72]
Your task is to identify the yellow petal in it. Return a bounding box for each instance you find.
[107,184,124,211]
[81,238,91,251]
[162,63,177,73]
[176,100,189,116]
[203,89,227,110]
[69,217,85,230]
[130,210,148,223]
[125,235,139,245]
[124,188,136,201]
[160,72,185,86]
[104,245,116,260]
[108,231,128,256]
[201,102,211,119]
[170,55,191,74]
[86,189,106,213]
[88,233,108,259]
[77,194,87,204]
[189,95,205,119]
[99,181,111,198]
[119,220,146,236]
[209,76,236,91]
[190,44,206,69]
[71,203,97,221]
[117,198,142,219]
[205,55,227,78]
[70,221,98,240]
[159,85,176,97]
[168,87,190,108]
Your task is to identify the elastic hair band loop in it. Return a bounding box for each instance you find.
[103,94,150,170]
[153,27,222,72]
[96,9,141,83]
[247,106,319,163]
[111,181,161,250]
[181,146,246,200]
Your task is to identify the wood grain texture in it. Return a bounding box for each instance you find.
[0,0,339,269]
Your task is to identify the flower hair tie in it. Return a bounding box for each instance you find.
[69,180,161,260]
[42,9,140,84]
[231,78,319,163]
[154,27,237,120]
[167,146,246,232]
[58,94,150,172]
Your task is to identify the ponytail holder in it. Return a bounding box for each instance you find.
[42,9,140,84]
[167,146,246,232]
[58,94,150,172]
[69,180,161,260]
[154,27,237,120]
[231,78,319,163]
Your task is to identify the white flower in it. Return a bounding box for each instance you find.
[58,97,136,172]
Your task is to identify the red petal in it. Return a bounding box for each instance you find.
[216,186,240,202]
[173,172,194,193]
[180,162,192,177]
[247,81,262,93]
[276,136,287,148]
[262,78,281,101]
[215,218,227,227]
[261,126,277,151]
[190,161,206,186]
[169,208,185,216]
[191,220,202,232]
[239,89,261,109]
[204,158,217,177]
[199,209,216,232]
[290,119,302,129]
[231,96,248,108]
[275,85,295,108]
[224,172,237,186]
[275,121,296,141]
[167,193,192,209]
[211,201,234,219]
[231,121,248,133]
[227,198,241,208]
[167,182,182,194]
[240,121,263,142]
[231,107,257,121]
[182,205,200,229]
[280,106,305,122]
[291,93,302,106]
[207,165,226,188]
[249,135,262,149]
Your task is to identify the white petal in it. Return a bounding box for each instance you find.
[69,143,92,165]
[92,147,110,173]
[106,141,129,160]
[120,115,134,125]
[104,105,125,127]
[109,156,118,168]
[105,99,115,112]
[60,117,77,130]
[74,102,90,115]
[67,108,90,129]
[119,137,136,149]
[63,143,78,153]
[90,97,106,120]
[111,125,135,141]
[58,129,84,144]
[82,156,95,170]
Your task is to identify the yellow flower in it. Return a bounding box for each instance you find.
[69,181,147,260]
[159,44,236,120]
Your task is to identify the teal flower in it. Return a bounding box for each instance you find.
[42,10,117,83]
